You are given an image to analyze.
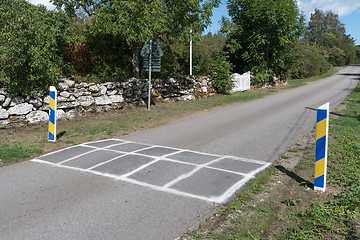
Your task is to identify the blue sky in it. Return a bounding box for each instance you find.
[27,0,360,45]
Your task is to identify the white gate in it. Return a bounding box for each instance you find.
[231,72,251,92]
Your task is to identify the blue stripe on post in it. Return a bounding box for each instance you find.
[49,132,55,141]
[314,175,325,188]
[317,109,327,123]
[49,108,55,124]
[315,136,326,161]
[50,91,56,100]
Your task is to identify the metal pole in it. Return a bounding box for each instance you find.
[190,29,193,76]
[148,39,152,111]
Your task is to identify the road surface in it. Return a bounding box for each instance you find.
[0,65,359,239]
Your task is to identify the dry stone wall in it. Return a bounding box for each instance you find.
[0,76,214,127]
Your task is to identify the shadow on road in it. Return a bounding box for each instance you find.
[305,106,348,118]
[275,165,314,189]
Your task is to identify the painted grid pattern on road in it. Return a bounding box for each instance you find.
[32,139,270,203]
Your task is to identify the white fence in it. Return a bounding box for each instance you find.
[231,72,251,92]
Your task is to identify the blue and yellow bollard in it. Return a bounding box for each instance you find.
[48,86,57,142]
[314,102,329,192]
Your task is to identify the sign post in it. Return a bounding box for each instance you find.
[140,38,163,111]
[147,39,153,111]
[48,86,57,142]
[314,102,330,192]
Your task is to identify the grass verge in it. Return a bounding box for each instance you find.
[181,78,359,239]
[0,67,341,166]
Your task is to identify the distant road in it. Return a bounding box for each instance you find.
[0,65,358,240]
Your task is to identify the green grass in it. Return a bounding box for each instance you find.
[0,142,43,163]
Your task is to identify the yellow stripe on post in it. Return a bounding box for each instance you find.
[315,158,325,178]
[316,118,327,140]
[49,122,55,135]
[49,98,55,110]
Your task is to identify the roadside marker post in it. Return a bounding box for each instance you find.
[314,102,330,192]
[49,86,57,142]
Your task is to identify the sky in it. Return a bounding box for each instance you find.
[27,0,360,45]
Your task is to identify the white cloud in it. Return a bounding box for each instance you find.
[26,0,56,10]
[297,0,360,19]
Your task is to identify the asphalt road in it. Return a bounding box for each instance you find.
[0,65,359,240]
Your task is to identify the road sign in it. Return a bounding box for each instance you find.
[141,38,163,72]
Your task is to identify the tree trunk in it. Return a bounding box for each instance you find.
[131,47,140,78]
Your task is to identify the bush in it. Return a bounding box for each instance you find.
[0,0,67,95]
[289,40,330,79]
[210,53,233,94]
[251,67,273,88]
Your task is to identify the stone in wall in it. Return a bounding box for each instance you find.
[77,96,95,107]
[109,95,124,103]
[99,86,107,95]
[29,97,43,108]
[26,111,48,124]
[2,97,11,108]
[60,91,71,98]
[89,84,99,93]
[58,82,69,91]
[0,108,9,119]
[95,95,112,105]
[58,101,80,109]
[64,79,75,88]
[57,109,65,120]
[7,103,33,116]
[0,95,5,103]
[9,96,25,107]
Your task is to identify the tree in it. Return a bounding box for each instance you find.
[52,0,220,78]
[306,9,357,66]
[306,9,345,46]
[225,0,305,75]
[0,0,68,95]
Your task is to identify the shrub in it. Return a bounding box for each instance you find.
[210,53,233,94]
[251,67,273,88]
[289,40,330,79]
[0,0,67,95]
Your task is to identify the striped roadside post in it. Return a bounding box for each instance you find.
[314,102,330,192]
[48,86,57,142]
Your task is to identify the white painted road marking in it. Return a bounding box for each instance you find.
[32,139,270,203]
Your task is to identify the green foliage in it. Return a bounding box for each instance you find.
[226,0,305,75]
[288,39,330,79]
[305,9,357,66]
[251,67,272,88]
[282,197,301,207]
[57,0,220,77]
[210,53,233,94]
[161,33,226,77]
[0,0,68,95]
